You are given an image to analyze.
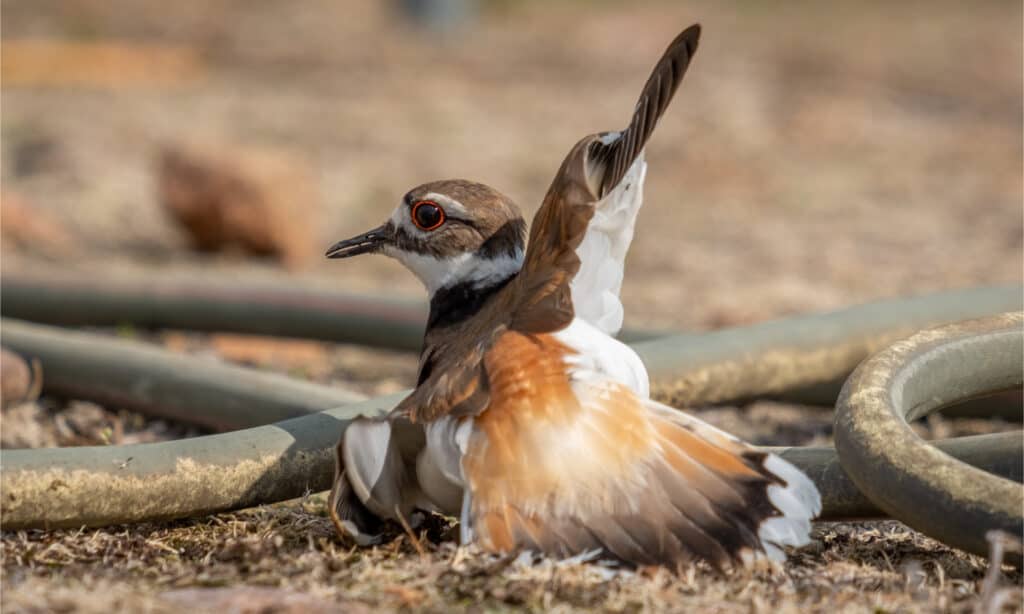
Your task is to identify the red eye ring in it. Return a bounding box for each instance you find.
[411,200,446,231]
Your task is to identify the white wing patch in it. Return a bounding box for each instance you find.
[570,151,648,336]
[554,317,649,398]
[416,417,471,515]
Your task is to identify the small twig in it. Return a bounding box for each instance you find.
[976,530,1023,614]
[394,505,426,558]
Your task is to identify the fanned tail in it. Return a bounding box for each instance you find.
[460,353,821,568]
[645,400,821,563]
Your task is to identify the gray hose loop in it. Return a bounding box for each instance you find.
[2,405,1017,530]
[0,393,406,530]
[1,291,1021,537]
[636,286,1022,408]
[0,274,430,351]
[1,319,363,430]
[834,312,1024,563]
[4,275,1021,409]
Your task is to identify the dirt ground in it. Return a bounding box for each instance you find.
[1,0,1022,612]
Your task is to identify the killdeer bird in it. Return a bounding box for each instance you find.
[325,24,821,568]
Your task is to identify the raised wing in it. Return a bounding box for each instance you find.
[378,25,701,425]
[512,24,701,336]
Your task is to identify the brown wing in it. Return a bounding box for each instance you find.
[511,24,701,334]
[391,25,701,422]
[392,284,523,422]
[393,336,492,422]
[460,329,820,568]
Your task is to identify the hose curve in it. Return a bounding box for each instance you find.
[835,313,1024,562]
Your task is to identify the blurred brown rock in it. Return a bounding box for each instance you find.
[1,191,74,255]
[158,143,321,269]
[1,347,41,409]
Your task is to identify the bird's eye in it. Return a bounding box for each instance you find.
[411,201,445,231]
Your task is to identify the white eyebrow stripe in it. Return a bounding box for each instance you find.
[421,193,469,217]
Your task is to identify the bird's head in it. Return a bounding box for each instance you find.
[326,179,526,296]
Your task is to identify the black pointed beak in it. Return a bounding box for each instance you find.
[325,225,389,259]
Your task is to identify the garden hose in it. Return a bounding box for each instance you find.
[1,400,1018,530]
[3,274,1019,410]
[1,273,429,351]
[835,313,1024,563]
[0,283,1020,565]
[1,319,362,431]
[4,282,1020,430]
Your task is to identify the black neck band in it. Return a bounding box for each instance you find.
[427,273,517,331]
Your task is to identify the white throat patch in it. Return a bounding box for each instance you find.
[389,247,523,296]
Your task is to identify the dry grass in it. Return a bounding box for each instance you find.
[3,494,1021,613]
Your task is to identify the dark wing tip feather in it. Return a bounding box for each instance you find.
[597,23,702,197]
[507,24,701,337]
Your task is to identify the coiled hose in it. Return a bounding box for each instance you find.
[1,277,1020,562]
[836,313,1023,563]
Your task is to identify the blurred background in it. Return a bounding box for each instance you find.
[2,0,1021,331]
[1,3,1022,609]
